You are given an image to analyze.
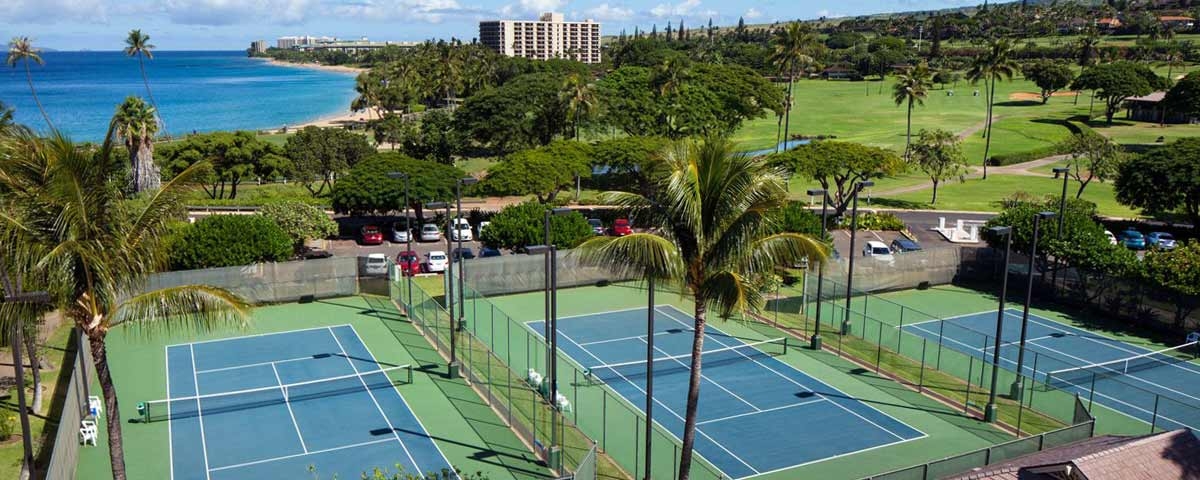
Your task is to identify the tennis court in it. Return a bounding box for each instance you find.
[528,304,925,480]
[901,308,1200,430]
[154,324,456,480]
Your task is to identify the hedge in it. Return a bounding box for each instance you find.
[169,214,293,270]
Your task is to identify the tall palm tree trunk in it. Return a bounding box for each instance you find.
[90,333,127,479]
[904,98,913,161]
[137,56,163,132]
[782,68,795,149]
[677,300,708,480]
[982,76,996,180]
[24,64,52,129]
[131,139,161,192]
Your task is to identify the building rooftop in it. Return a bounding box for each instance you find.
[947,429,1200,480]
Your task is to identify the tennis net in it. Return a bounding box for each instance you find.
[1045,342,1199,389]
[585,337,788,385]
[138,364,413,423]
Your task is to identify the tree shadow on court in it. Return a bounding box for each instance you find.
[361,296,554,480]
[317,297,408,323]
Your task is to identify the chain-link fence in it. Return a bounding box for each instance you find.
[463,253,638,298]
[46,328,93,480]
[142,256,359,304]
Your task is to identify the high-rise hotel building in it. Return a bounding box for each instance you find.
[479,12,601,64]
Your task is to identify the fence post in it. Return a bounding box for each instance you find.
[919,338,928,393]
[601,392,607,450]
[936,320,945,370]
[965,355,975,413]
[897,307,905,352]
[1151,395,1160,433]
[875,320,884,373]
[1088,372,1097,411]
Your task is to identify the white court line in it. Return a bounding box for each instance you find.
[1020,313,1200,377]
[697,398,827,426]
[341,325,460,480]
[896,309,997,329]
[166,346,175,480]
[641,337,763,412]
[166,324,353,348]
[982,334,1060,350]
[209,438,394,472]
[656,306,920,442]
[189,345,213,480]
[579,329,686,347]
[197,355,320,374]
[271,362,309,453]
[326,327,424,477]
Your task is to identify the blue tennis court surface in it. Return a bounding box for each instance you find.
[162,325,455,480]
[529,305,924,479]
[901,308,1200,429]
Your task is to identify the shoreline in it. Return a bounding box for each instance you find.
[253,57,368,75]
[252,57,370,133]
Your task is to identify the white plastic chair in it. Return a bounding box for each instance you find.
[88,395,103,418]
[527,369,543,388]
[555,393,572,413]
[80,420,98,446]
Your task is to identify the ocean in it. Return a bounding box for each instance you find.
[0,50,358,142]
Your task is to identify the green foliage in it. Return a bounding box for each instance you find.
[1143,240,1200,326]
[156,131,289,200]
[777,202,831,242]
[1164,70,1200,119]
[455,72,567,152]
[370,114,409,150]
[1116,138,1200,226]
[259,200,337,250]
[984,196,1112,265]
[987,144,1071,166]
[1060,133,1125,199]
[769,141,905,216]
[479,141,592,203]
[478,201,593,251]
[330,153,465,218]
[169,214,292,270]
[912,129,969,204]
[283,126,375,196]
[1021,60,1075,104]
[0,414,13,441]
[1072,62,1168,124]
[826,32,867,50]
[838,212,905,231]
[590,136,669,194]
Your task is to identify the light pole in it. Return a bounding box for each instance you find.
[842,180,874,335]
[0,264,50,480]
[1051,166,1069,292]
[386,172,412,308]
[984,226,1012,423]
[807,188,830,350]
[644,275,655,480]
[1011,211,1055,399]
[456,177,478,333]
[427,201,458,378]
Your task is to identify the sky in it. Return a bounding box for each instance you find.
[0,0,982,51]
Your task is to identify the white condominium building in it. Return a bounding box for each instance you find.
[479,12,601,64]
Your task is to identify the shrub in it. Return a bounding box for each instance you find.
[170,215,293,270]
[260,200,338,250]
[987,144,1070,166]
[479,201,593,252]
[0,414,13,441]
[778,201,832,242]
[838,211,905,231]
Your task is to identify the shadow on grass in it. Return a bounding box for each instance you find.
[869,198,931,210]
[993,100,1043,107]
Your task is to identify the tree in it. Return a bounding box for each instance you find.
[479,141,592,203]
[1164,70,1200,119]
[778,201,831,242]
[1022,60,1074,104]
[1072,62,1168,125]
[1076,30,1101,67]
[169,215,293,270]
[1115,137,1200,226]
[590,136,669,196]
[560,72,596,139]
[0,100,12,130]
[259,200,338,252]
[455,72,568,152]
[283,126,374,196]
[892,62,932,159]
[575,136,826,480]
[966,38,1019,178]
[1060,133,1124,198]
[911,129,968,204]
[0,127,250,479]
[124,30,162,129]
[370,113,408,150]
[112,96,161,193]
[157,131,288,199]
[416,109,462,165]
[6,37,52,129]
[769,141,906,217]
[478,201,593,251]
[1143,240,1200,327]
[331,152,465,221]
[769,23,822,150]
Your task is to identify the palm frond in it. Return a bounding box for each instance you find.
[111,284,251,336]
[572,233,684,281]
[698,270,757,318]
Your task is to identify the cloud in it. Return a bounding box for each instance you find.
[584,3,632,21]
[815,9,846,19]
[324,0,465,23]
[163,0,313,25]
[649,0,700,18]
[743,7,761,19]
[0,0,109,24]
[518,0,565,13]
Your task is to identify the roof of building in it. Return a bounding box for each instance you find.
[1159,16,1196,21]
[1097,18,1122,26]
[1127,91,1168,103]
[946,429,1200,480]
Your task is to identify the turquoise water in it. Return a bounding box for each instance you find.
[0,51,357,142]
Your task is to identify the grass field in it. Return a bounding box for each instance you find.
[876,174,1140,218]
[0,321,77,479]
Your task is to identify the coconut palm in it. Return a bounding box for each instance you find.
[576,136,827,480]
[6,37,52,129]
[1076,31,1101,67]
[113,96,161,192]
[893,62,933,160]
[966,37,1018,179]
[352,71,384,120]
[652,57,692,137]
[0,100,12,130]
[123,30,162,129]
[0,126,250,480]
[769,23,821,152]
[560,73,596,139]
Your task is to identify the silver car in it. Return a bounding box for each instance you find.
[420,223,441,242]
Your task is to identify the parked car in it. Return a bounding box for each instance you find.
[360,225,384,245]
[451,247,477,262]
[1120,229,1146,250]
[451,218,473,241]
[862,240,895,262]
[1104,230,1118,246]
[1147,232,1177,250]
[420,223,442,242]
[391,222,412,243]
[364,253,388,275]
[300,247,333,260]
[479,246,502,258]
[588,218,605,235]
[425,251,449,273]
[610,218,633,236]
[890,238,923,253]
[477,221,491,237]
[396,250,420,276]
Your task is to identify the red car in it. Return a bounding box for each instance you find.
[360,225,384,245]
[610,218,633,236]
[396,250,420,276]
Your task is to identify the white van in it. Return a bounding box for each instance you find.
[364,253,389,275]
[862,241,895,262]
[451,218,473,242]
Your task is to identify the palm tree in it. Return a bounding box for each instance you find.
[560,73,596,139]
[113,96,161,192]
[0,100,12,130]
[652,57,692,137]
[123,30,163,130]
[0,126,250,480]
[352,71,384,120]
[893,62,933,160]
[576,136,826,480]
[768,23,821,152]
[1076,30,1101,67]
[966,38,1018,179]
[6,37,52,129]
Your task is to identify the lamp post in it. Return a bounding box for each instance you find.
[1011,211,1056,399]
[456,177,478,333]
[807,188,830,350]
[1051,166,1069,292]
[1,264,50,480]
[534,207,572,402]
[842,180,874,335]
[386,172,412,308]
[427,201,458,378]
[984,226,1012,423]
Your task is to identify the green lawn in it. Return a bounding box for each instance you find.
[182,182,330,207]
[0,321,76,480]
[878,173,1140,217]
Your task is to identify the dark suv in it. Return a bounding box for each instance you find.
[890,238,923,253]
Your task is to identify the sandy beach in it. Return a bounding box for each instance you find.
[257,57,368,75]
[253,58,373,133]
